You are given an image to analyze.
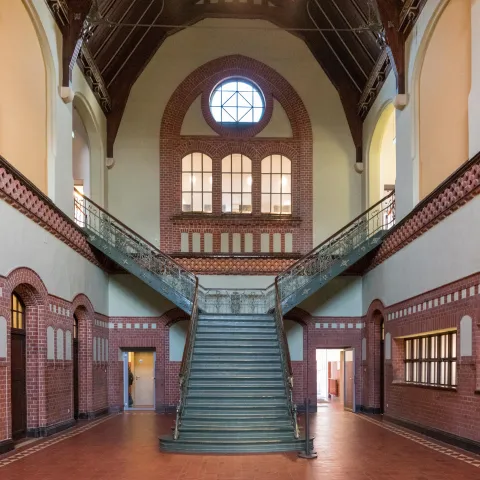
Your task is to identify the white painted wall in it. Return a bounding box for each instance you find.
[299,277,363,317]
[363,195,480,312]
[108,274,175,317]
[169,320,188,361]
[285,319,303,361]
[199,275,275,289]
[110,18,360,247]
[0,200,108,315]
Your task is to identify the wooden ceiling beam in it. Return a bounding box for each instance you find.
[61,0,93,87]
[375,0,405,94]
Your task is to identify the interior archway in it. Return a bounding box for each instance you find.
[368,103,396,208]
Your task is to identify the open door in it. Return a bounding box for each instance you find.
[344,348,355,412]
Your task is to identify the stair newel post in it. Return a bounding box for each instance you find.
[298,398,317,459]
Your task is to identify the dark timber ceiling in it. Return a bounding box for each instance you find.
[47,0,426,158]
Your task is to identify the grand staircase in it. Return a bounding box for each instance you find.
[74,189,395,454]
[160,313,309,453]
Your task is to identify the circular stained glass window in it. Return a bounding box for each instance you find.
[209,78,265,125]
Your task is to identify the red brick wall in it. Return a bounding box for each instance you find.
[160,55,313,262]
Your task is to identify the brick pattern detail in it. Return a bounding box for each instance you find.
[160,55,313,265]
[0,161,101,268]
[366,273,480,443]
[173,255,298,275]
[370,160,480,270]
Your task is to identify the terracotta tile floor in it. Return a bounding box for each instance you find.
[1,403,479,480]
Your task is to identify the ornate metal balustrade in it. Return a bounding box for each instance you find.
[74,190,197,313]
[276,191,396,313]
[198,285,276,314]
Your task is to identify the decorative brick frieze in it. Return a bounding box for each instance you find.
[173,255,299,275]
[160,55,313,264]
[0,157,102,269]
[370,157,480,271]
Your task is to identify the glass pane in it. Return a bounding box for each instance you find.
[430,337,437,358]
[413,339,419,359]
[441,335,446,358]
[271,174,281,194]
[203,155,212,172]
[243,174,252,192]
[232,174,242,193]
[262,174,271,193]
[203,193,212,213]
[222,173,231,193]
[232,194,241,213]
[261,194,270,213]
[282,156,291,173]
[261,157,271,173]
[182,193,192,212]
[451,361,456,385]
[232,154,242,172]
[203,173,212,192]
[182,173,192,192]
[210,91,221,107]
[451,334,456,358]
[222,156,231,172]
[253,91,264,108]
[421,338,427,359]
[253,108,263,122]
[242,194,252,213]
[222,193,231,213]
[192,153,202,171]
[272,155,281,173]
[430,362,437,384]
[191,173,199,191]
[237,92,251,108]
[192,193,202,212]
[405,340,411,359]
[440,361,445,384]
[243,156,251,172]
[238,108,253,123]
[210,106,222,121]
[282,175,291,194]
[271,194,281,214]
[182,155,191,172]
[12,311,17,329]
[281,195,292,214]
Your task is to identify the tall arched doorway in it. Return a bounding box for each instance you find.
[368,103,396,209]
[380,318,385,414]
[11,292,26,439]
[73,313,79,420]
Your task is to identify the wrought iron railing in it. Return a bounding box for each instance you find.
[197,285,276,314]
[74,189,197,310]
[276,191,395,306]
[274,280,299,438]
[174,278,200,439]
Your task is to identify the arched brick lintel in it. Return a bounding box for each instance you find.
[161,54,312,141]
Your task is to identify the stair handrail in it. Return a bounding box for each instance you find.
[174,277,200,440]
[274,279,299,439]
[277,190,395,281]
[74,189,198,305]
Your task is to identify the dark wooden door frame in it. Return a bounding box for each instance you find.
[11,328,27,440]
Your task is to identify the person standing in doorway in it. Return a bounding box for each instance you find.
[128,365,134,407]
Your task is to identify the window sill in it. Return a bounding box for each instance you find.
[171,213,302,223]
[391,381,457,392]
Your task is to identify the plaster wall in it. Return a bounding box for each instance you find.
[110,18,360,247]
[0,200,108,315]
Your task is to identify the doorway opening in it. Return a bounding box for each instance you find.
[123,349,155,410]
[73,314,79,420]
[11,292,27,440]
[316,347,356,412]
[379,319,385,414]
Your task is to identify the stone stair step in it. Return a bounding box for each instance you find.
[180,418,292,428]
[196,333,278,341]
[199,314,274,322]
[189,371,283,380]
[194,340,279,348]
[177,431,296,441]
[190,364,282,372]
[187,390,285,398]
[198,320,275,327]
[192,354,280,361]
[188,380,284,388]
[197,325,276,333]
[194,347,280,354]
[185,398,287,407]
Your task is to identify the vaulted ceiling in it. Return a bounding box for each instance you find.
[47,0,426,159]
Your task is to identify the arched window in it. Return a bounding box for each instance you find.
[11,293,25,330]
[182,153,212,213]
[210,79,264,125]
[261,155,291,214]
[73,314,78,339]
[222,154,252,213]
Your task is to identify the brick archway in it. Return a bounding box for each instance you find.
[5,267,49,435]
[71,294,95,416]
[159,55,313,260]
[364,299,387,412]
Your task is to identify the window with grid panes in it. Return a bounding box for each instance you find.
[404,331,457,387]
[261,155,292,214]
[11,292,25,330]
[181,153,213,213]
[221,154,252,213]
